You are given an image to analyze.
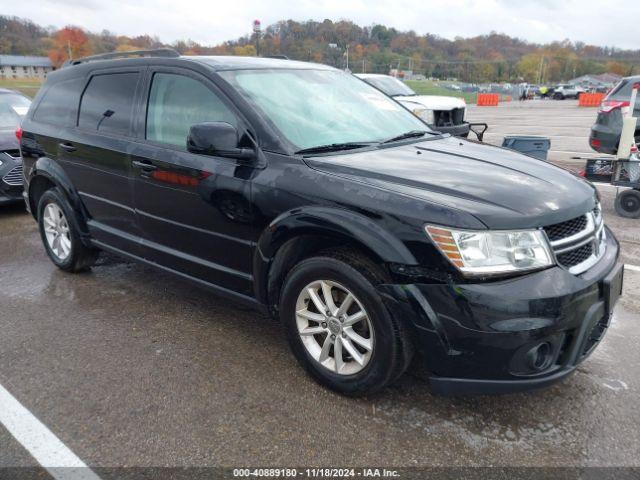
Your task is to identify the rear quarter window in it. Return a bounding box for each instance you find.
[78,72,139,135]
[32,78,84,127]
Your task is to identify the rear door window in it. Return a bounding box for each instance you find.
[146,72,237,148]
[78,72,139,135]
[33,78,83,127]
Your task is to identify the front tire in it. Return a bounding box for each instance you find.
[280,253,412,396]
[37,187,99,272]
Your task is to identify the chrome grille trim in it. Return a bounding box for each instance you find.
[2,149,21,159]
[545,206,606,275]
[2,166,23,186]
[548,214,595,248]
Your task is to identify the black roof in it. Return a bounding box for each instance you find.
[46,54,335,86]
[187,55,333,71]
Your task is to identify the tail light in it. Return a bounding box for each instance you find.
[15,126,22,141]
[590,138,601,149]
[599,100,629,113]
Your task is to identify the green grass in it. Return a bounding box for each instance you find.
[405,80,477,103]
[0,78,43,98]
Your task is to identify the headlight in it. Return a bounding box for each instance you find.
[426,225,554,276]
[413,107,434,125]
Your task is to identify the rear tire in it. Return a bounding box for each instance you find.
[614,189,640,219]
[279,252,412,396]
[37,187,99,272]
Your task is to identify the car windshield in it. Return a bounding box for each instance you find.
[0,93,30,129]
[218,69,428,151]
[360,76,416,97]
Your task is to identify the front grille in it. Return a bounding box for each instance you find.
[2,166,23,186]
[543,215,588,242]
[434,107,465,127]
[544,204,606,275]
[556,243,593,268]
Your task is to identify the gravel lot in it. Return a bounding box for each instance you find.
[1,100,639,473]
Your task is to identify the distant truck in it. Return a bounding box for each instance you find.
[553,84,585,100]
[356,74,470,137]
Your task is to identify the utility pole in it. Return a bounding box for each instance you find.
[67,40,72,60]
[537,56,544,84]
[345,45,349,71]
[252,19,261,56]
[362,58,365,73]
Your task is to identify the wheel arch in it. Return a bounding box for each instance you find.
[27,157,92,245]
[253,206,417,310]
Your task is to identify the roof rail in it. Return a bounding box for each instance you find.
[64,48,180,67]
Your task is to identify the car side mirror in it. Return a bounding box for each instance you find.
[187,122,255,160]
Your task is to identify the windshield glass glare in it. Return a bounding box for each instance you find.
[361,76,416,97]
[0,93,31,129]
[219,69,428,150]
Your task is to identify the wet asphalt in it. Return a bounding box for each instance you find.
[0,185,639,469]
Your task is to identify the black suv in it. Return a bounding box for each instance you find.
[19,50,623,396]
[589,75,640,154]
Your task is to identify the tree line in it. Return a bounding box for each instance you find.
[1,15,638,83]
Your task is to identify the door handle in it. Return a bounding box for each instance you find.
[59,142,76,153]
[132,160,157,171]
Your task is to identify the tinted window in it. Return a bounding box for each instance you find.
[33,78,82,127]
[79,73,139,135]
[146,73,237,147]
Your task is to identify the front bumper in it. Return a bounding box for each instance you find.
[378,231,622,395]
[430,122,470,138]
[0,153,24,205]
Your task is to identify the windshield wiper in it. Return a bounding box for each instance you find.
[295,142,376,155]
[381,130,429,144]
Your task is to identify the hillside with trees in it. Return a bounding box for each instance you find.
[1,15,638,83]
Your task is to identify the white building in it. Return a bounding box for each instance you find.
[0,55,54,79]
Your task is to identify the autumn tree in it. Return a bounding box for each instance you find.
[48,26,91,67]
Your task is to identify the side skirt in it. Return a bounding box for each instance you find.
[91,239,269,315]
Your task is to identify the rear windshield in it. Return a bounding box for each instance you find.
[607,79,640,102]
[0,93,31,129]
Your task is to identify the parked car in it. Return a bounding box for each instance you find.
[553,84,585,100]
[20,51,623,396]
[0,88,31,205]
[356,74,470,137]
[589,75,640,155]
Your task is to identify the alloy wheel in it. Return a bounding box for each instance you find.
[295,280,374,375]
[42,203,72,261]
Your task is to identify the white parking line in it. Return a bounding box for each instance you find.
[626,264,640,273]
[0,382,101,480]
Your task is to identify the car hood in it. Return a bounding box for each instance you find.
[394,95,466,111]
[304,136,596,230]
[0,128,18,152]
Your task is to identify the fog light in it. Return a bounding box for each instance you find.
[527,342,553,371]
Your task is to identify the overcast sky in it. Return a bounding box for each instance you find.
[2,0,637,50]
